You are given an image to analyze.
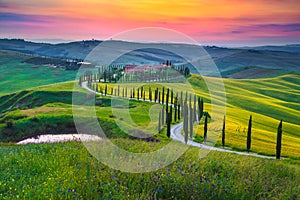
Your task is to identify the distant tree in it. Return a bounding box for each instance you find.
[247,115,252,152]
[105,84,107,96]
[184,67,190,76]
[276,120,283,159]
[204,114,208,143]
[78,76,82,86]
[137,88,140,100]
[222,116,226,148]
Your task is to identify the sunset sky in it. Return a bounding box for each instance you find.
[0,0,299,46]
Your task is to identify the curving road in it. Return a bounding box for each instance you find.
[82,81,275,159]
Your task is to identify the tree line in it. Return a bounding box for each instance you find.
[78,61,191,85]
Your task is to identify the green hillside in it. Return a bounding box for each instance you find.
[0,70,299,199]
[0,51,77,96]
[1,73,299,157]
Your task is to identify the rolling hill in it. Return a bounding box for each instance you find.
[1,39,300,78]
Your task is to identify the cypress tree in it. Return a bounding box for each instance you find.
[105,84,107,96]
[185,91,188,102]
[276,120,283,159]
[222,116,226,148]
[174,97,178,122]
[133,88,135,98]
[189,106,193,139]
[178,102,181,120]
[118,85,120,97]
[247,115,252,152]
[200,98,204,119]
[169,105,172,124]
[122,87,124,98]
[166,88,169,113]
[171,89,174,105]
[180,91,183,107]
[197,96,201,121]
[137,88,139,100]
[166,112,171,138]
[141,87,143,100]
[174,102,177,122]
[149,87,152,101]
[184,103,188,144]
[161,107,165,126]
[158,92,160,104]
[189,94,192,108]
[162,87,165,105]
[193,95,197,122]
[204,114,208,143]
[130,88,132,98]
[184,102,189,139]
[143,91,146,101]
[158,110,162,133]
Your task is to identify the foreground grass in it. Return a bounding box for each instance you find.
[0,141,299,199]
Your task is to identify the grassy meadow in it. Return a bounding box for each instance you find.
[1,141,299,199]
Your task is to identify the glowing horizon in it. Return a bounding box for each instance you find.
[0,0,299,46]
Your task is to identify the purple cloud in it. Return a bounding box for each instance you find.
[0,12,50,23]
[231,23,300,34]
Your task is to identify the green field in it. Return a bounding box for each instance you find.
[0,51,78,96]
[1,141,299,199]
[0,54,299,198]
[1,73,300,157]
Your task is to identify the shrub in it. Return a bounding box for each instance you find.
[6,119,14,128]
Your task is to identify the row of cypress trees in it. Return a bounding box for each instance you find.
[86,81,284,160]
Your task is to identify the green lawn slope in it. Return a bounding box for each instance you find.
[0,73,299,158]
